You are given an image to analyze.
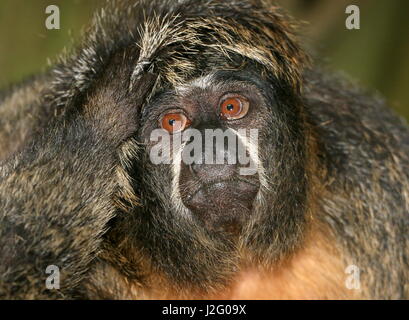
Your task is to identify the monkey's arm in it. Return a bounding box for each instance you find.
[0,116,122,299]
[0,73,54,162]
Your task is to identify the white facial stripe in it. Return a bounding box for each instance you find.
[232,129,270,216]
[175,73,216,94]
[234,129,269,191]
[171,139,192,219]
[189,73,215,89]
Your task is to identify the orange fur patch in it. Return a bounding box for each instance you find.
[217,230,362,300]
[115,228,363,300]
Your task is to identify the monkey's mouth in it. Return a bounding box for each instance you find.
[180,179,259,233]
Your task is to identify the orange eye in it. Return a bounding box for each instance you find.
[220,96,249,120]
[161,112,191,133]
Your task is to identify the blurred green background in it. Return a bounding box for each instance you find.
[0,0,408,119]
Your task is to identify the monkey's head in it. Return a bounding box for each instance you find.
[139,70,270,234]
[52,0,311,290]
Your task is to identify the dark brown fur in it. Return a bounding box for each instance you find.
[0,0,408,299]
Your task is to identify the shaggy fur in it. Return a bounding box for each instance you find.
[0,0,408,299]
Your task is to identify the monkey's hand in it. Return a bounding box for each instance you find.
[0,113,131,299]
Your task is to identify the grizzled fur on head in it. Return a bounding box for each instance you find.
[49,0,308,111]
[44,0,311,291]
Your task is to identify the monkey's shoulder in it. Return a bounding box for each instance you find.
[0,72,55,161]
[304,68,409,174]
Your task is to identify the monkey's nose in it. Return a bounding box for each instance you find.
[190,163,237,181]
[185,132,239,180]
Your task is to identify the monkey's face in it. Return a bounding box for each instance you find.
[138,70,277,234]
[134,64,308,243]
[130,63,308,289]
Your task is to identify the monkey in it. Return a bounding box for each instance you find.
[0,0,408,300]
